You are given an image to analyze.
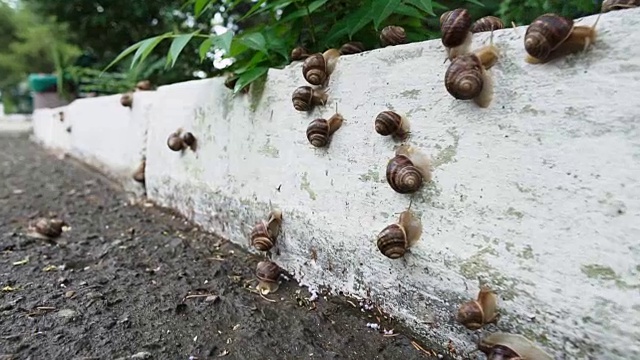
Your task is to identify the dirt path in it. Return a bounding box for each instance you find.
[0,134,462,360]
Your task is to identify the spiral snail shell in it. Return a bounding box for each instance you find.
[291,46,310,61]
[376,207,423,259]
[136,80,152,91]
[256,260,281,294]
[120,92,133,108]
[456,285,499,330]
[471,16,504,33]
[133,160,146,183]
[444,42,499,108]
[440,8,473,60]
[374,111,410,139]
[380,26,407,47]
[339,41,365,55]
[306,113,344,148]
[302,49,341,86]
[292,86,328,112]
[386,145,432,194]
[602,0,640,13]
[250,209,283,252]
[478,333,554,360]
[167,132,184,151]
[29,217,67,239]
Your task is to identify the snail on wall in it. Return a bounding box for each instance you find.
[440,8,473,60]
[386,144,432,194]
[602,0,640,13]
[444,33,500,108]
[524,13,601,64]
[167,129,197,152]
[302,48,341,86]
[457,285,499,330]
[250,208,283,253]
[132,159,146,183]
[135,80,152,91]
[120,92,133,108]
[374,110,411,140]
[376,201,423,259]
[224,73,250,94]
[291,46,310,61]
[27,217,68,240]
[471,16,505,33]
[380,26,407,47]
[478,332,554,360]
[306,112,344,148]
[292,86,328,112]
[339,41,366,55]
[255,260,281,295]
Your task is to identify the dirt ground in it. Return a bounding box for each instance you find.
[0,134,464,360]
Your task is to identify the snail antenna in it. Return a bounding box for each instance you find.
[335,101,338,114]
[511,21,520,36]
[407,197,414,211]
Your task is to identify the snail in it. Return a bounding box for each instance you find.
[386,144,432,194]
[250,208,283,252]
[223,73,249,93]
[133,159,146,183]
[120,92,133,107]
[376,202,422,259]
[181,132,197,150]
[440,8,473,60]
[602,0,640,13]
[302,48,341,86]
[28,217,67,240]
[306,113,344,148]
[291,46,310,61]
[340,41,365,55]
[374,111,410,139]
[255,260,281,294]
[471,16,505,33]
[380,25,407,47]
[457,285,499,330]
[478,332,554,360]
[444,34,500,108]
[167,129,196,152]
[524,13,601,64]
[292,86,328,112]
[135,80,152,91]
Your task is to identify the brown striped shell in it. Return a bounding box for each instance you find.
[181,132,196,148]
[478,333,554,360]
[133,160,146,183]
[445,54,484,100]
[377,223,407,259]
[374,111,407,137]
[292,86,328,111]
[120,92,133,107]
[251,220,274,251]
[471,16,505,33]
[167,133,184,151]
[602,0,640,12]
[524,14,574,61]
[35,218,65,238]
[340,41,365,55]
[256,261,280,283]
[440,8,472,48]
[302,53,327,86]
[380,26,407,47]
[291,46,310,61]
[386,155,425,194]
[457,301,485,330]
[306,114,343,148]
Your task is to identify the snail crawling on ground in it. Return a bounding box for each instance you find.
[306,112,344,148]
[601,0,640,13]
[457,285,499,330]
[292,86,328,112]
[380,26,407,47]
[167,129,197,152]
[386,144,432,194]
[444,33,500,108]
[524,13,601,64]
[375,111,411,140]
[120,92,133,108]
[478,332,554,360]
[339,41,366,55]
[376,202,423,259]
[302,48,341,86]
[132,159,146,183]
[471,16,505,33]
[291,46,310,61]
[255,260,281,295]
[440,8,473,60]
[27,217,68,240]
[250,208,283,253]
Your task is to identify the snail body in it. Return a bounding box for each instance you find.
[256,260,281,294]
[339,41,365,55]
[440,8,473,60]
[524,13,600,64]
[457,285,499,330]
[133,160,146,183]
[250,209,283,252]
[291,46,310,61]
[478,332,554,360]
[380,26,407,47]
[376,208,423,259]
[120,92,133,107]
[374,111,410,139]
[306,113,344,148]
[386,145,432,194]
[292,86,328,112]
[471,16,504,33]
[302,49,341,86]
[444,42,499,108]
[602,0,640,12]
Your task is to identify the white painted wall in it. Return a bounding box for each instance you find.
[32,106,71,152]
[32,9,640,360]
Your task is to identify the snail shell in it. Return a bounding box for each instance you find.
[250,209,283,252]
[440,8,472,48]
[34,218,66,238]
[292,86,328,112]
[306,113,344,148]
[291,46,310,61]
[445,54,484,100]
[457,285,499,330]
[256,260,281,294]
[602,0,640,13]
[471,16,504,33]
[136,80,152,91]
[224,74,238,90]
[478,333,554,360]
[374,111,410,139]
[340,41,365,55]
[133,160,145,183]
[181,132,196,149]
[524,13,573,62]
[377,209,423,259]
[167,132,185,151]
[380,26,407,47]
[120,92,133,107]
[386,145,432,194]
[302,49,341,86]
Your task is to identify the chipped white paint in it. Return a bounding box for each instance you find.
[31,9,640,360]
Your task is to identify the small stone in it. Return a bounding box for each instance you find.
[57,309,77,319]
[205,295,219,303]
[130,352,151,359]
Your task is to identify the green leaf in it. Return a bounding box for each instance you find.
[237,32,267,53]
[372,0,402,30]
[130,34,169,70]
[405,0,435,16]
[167,31,200,68]
[199,37,213,61]
[194,0,210,17]
[393,3,425,18]
[233,66,268,94]
[102,41,144,73]
[464,0,485,7]
[279,0,329,22]
[212,31,234,54]
[240,0,294,20]
[348,8,375,37]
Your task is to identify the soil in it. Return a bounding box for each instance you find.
[0,134,464,360]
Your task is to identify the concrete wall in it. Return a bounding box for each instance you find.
[31,9,640,359]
